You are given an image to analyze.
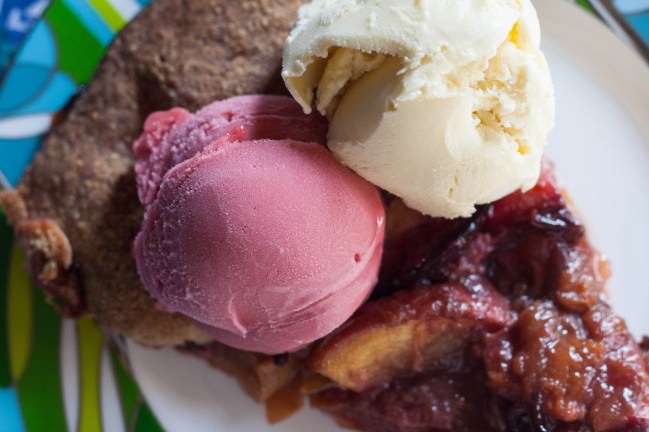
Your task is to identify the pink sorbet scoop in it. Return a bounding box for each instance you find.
[132,95,385,354]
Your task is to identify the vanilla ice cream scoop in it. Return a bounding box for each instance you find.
[282,0,555,218]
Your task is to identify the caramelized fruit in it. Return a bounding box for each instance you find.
[311,372,503,432]
[308,165,649,432]
[309,281,512,391]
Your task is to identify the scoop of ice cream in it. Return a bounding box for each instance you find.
[282,0,555,218]
[133,95,385,354]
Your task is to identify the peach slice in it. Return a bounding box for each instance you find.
[309,280,512,392]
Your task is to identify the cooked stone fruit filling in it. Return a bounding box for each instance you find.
[308,163,649,432]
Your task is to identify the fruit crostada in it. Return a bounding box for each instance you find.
[2,0,649,430]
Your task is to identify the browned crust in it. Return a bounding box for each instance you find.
[1,190,82,317]
[7,0,305,346]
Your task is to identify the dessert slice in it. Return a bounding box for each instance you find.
[312,372,501,432]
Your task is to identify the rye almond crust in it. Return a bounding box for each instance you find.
[1,0,305,347]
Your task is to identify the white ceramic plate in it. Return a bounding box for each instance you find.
[127,1,649,430]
